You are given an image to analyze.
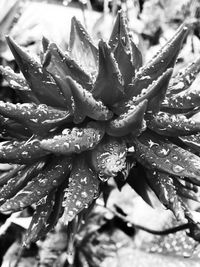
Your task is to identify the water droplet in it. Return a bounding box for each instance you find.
[21,151,28,157]
[171,155,179,161]
[75,200,82,208]
[155,147,170,157]
[172,165,185,173]
[98,173,109,182]
[52,179,58,186]
[40,211,47,217]
[81,191,88,198]
[80,177,88,185]
[62,128,71,135]
[127,222,132,227]
[67,250,74,264]
[39,179,48,187]
[152,162,157,167]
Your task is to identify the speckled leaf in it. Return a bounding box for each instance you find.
[115,68,172,115]
[89,136,127,180]
[162,73,200,110]
[69,16,98,76]
[35,180,67,240]
[147,111,200,136]
[0,139,49,164]
[92,40,124,106]
[109,11,128,51]
[0,101,71,135]
[24,189,55,246]
[43,42,93,93]
[113,36,135,87]
[0,165,23,187]
[0,66,30,91]
[146,170,185,221]
[6,36,66,108]
[67,77,113,123]
[125,23,188,99]
[109,10,142,69]
[62,155,100,222]
[130,40,143,71]
[179,133,200,153]
[0,66,40,103]
[40,122,105,154]
[106,99,147,137]
[0,156,72,212]
[0,161,45,205]
[166,57,200,97]
[133,131,200,185]
[108,11,135,85]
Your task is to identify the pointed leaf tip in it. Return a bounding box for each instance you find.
[106,99,148,137]
[66,76,113,123]
[62,156,99,222]
[92,40,124,106]
[6,36,66,108]
[126,23,189,99]
[69,16,98,75]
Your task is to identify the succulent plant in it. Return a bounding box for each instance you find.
[0,10,200,249]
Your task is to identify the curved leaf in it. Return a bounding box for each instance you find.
[6,36,66,108]
[62,156,100,222]
[67,77,113,123]
[0,156,72,212]
[69,16,98,76]
[92,40,124,106]
[106,99,147,137]
[40,122,105,154]
[134,131,200,185]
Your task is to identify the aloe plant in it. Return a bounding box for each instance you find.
[0,11,200,258]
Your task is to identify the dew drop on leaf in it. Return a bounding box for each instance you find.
[172,164,185,173]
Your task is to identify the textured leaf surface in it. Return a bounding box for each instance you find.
[162,74,200,110]
[89,136,127,180]
[0,139,49,164]
[106,99,147,137]
[0,101,71,135]
[0,161,45,205]
[40,122,105,154]
[147,112,200,136]
[92,40,124,106]
[62,156,100,222]
[0,156,72,212]
[44,42,93,93]
[166,57,200,96]
[133,131,200,185]
[146,170,185,220]
[67,77,113,123]
[24,189,55,245]
[115,68,172,115]
[126,23,188,99]
[69,16,98,76]
[6,36,66,108]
